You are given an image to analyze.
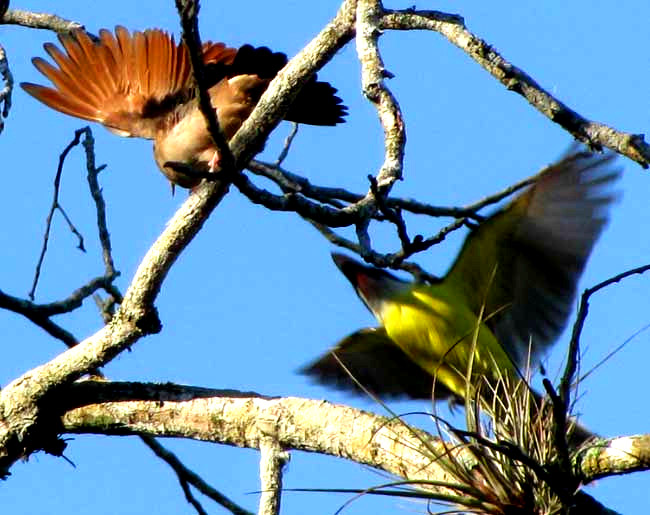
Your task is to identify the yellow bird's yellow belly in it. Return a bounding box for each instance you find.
[380,284,516,399]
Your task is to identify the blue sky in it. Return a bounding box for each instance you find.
[1,1,649,513]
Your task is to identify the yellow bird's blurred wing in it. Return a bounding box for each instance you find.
[301,327,459,401]
[444,150,620,366]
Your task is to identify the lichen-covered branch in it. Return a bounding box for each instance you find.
[576,435,650,483]
[356,0,405,190]
[1,8,83,32]
[227,0,356,168]
[58,381,648,509]
[380,9,650,168]
[257,422,289,515]
[1,1,646,512]
[60,381,459,491]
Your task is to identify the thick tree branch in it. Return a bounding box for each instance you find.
[60,382,459,490]
[227,0,356,168]
[1,2,645,513]
[575,435,650,483]
[56,381,646,511]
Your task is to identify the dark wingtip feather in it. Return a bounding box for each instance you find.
[286,79,348,125]
[219,44,347,126]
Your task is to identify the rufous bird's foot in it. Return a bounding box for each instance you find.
[208,151,221,173]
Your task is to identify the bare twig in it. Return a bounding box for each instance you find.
[233,173,357,227]
[81,129,116,280]
[560,263,650,407]
[29,128,121,305]
[30,128,89,300]
[175,0,234,174]
[0,43,12,133]
[275,123,299,167]
[368,175,412,252]
[247,158,535,221]
[243,153,551,269]
[0,288,78,346]
[0,126,119,348]
[141,435,253,515]
[0,270,119,347]
[308,220,439,282]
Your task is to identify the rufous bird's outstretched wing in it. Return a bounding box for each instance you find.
[21,28,346,139]
[443,149,620,366]
[21,27,237,139]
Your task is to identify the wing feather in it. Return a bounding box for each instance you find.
[444,148,620,365]
[21,27,203,139]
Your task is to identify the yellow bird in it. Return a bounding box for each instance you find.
[303,150,619,414]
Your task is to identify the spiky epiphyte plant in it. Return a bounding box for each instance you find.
[408,370,595,515]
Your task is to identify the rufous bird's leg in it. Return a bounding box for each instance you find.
[208,150,221,173]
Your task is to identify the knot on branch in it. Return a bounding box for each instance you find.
[0,402,68,479]
[134,307,162,335]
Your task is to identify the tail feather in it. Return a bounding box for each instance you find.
[286,79,347,126]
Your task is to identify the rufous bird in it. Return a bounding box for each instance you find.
[21,27,346,191]
[303,150,619,441]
